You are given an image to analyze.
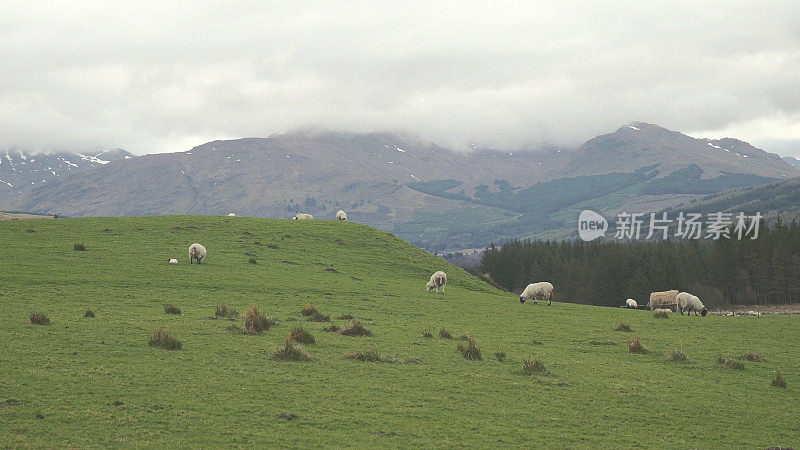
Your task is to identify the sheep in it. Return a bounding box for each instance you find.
[227,212,236,217]
[677,292,707,316]
[336,210,347,221]
[168,258,178,264]
[648,290,679,310]
[293,212,314,220]
[626,299,638,309]
[520,282,554,306]
[189,243,206,264]
[426,271,447,293]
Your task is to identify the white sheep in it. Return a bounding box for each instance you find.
[189,243,206,264]
[336,210,347,221]
[426,271,447,293]
[293,212,314,220]
[168,258,178,264]
[676,292,707,316]
[520,282,554,305]
[227,212,236,217]
[626,299,638,309]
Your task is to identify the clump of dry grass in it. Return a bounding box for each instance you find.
[73,243,86,251]
[717,356,745,370]
[84,308,95,318]
[241,306,276,334]
[323,324,339,333]
[337,314,354,320]
[772,371,787,388]
[301,304,317,316]
[29,311,50,325]
[741,352,765,362]
[495,351,506,362]
[271,337,313,361]
[215,303,239,319]
[669,348,687,361]
[522,358,548,375]
[339,320,373,336]
[627,337,647,354]
[307,311,331,322]
[288,326,315,345]
[149,328,182,350]
[344,348,421,364]
[422,330,433,338]
[439,328,453,339]
[615,322,633,332]
[164,304,181,315]
[457,335,482,360]
[653,310,670,319]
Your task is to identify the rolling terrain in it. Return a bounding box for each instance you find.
[1,216,798,447]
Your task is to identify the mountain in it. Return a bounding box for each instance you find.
[3,124,797,251]
[783,156,800,170]
[0,148,133,204]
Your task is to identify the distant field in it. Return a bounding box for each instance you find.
[1,216,798,447]
[0,212,51,220]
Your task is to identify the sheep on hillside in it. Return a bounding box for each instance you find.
[168,258,178,264]
[426,271,447,293]
[677,292,707,316]
[227,212,236,217]
[293,213,314,220]
[336,210,347,221]
[520,282,554,306]
[648,290,679,311]
[189,243,206,264]
[626,299,638,308]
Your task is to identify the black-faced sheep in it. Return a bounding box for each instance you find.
[189,243,206,264]
[676,292,707,316]
[520,282,554,305]
[336,210,347,221]
[626,299,638,308]
[426,271,447,293]
[293,213,313,220]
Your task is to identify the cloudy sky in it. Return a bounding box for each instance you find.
[2,1,799,156]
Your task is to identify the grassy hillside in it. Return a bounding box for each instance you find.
[1,216,798,448]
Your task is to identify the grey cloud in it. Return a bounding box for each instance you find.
[1,1,799,156]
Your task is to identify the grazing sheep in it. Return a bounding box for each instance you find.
[189,243,206,264]
[293,212,314,220]
[426,271,447,293]
[654,308,672,314]
[227,212,236,217]
[520,282,554,306]
[648,290,679,311]
[682,295,708,317]
[168,258,178,264]
[336,210,347,221]
[626,299,638,309]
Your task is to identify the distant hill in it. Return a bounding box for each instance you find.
[0,148,133,204]
[783,156,800,170]
[3,124,797,251]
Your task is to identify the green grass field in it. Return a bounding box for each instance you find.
[1,216,798,448]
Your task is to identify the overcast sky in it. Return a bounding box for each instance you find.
[1,1,799,156]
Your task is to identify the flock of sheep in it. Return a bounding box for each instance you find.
[626,290,708,316]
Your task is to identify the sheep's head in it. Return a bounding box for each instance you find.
[701,308,708,317]
[520,296,526,304]
[426,282,435,292]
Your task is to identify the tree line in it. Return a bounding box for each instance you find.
[478,219,800,308]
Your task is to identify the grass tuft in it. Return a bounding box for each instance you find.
[522,358,548,375]
[653,310,670,319]
[272,337,313,361]
[339,320,373,336]
[439,328,453,339]
[301,304,317,316]
[337,314,354,320]
[248,258,257,264]
[741,352,766,362]
[307,311,331,322]
[241,306,276,334]
[84,308,95,318]
[422,330,433,338]
[267,243,279,249]
[149,328,182,350]
[495,351,506,362]
[457,335,482,360]
[163,304,181,315]
[717,356,745,370]
[627,337,648,354]
[215,303,239,319]
[73,243,86,251]
[344,348,420,364]
[771,371,787,389]
[669,348,687,361]
[323,324,339,333]
[29,311,50,325]
[288,326,315,345]
[615,322,633,332]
